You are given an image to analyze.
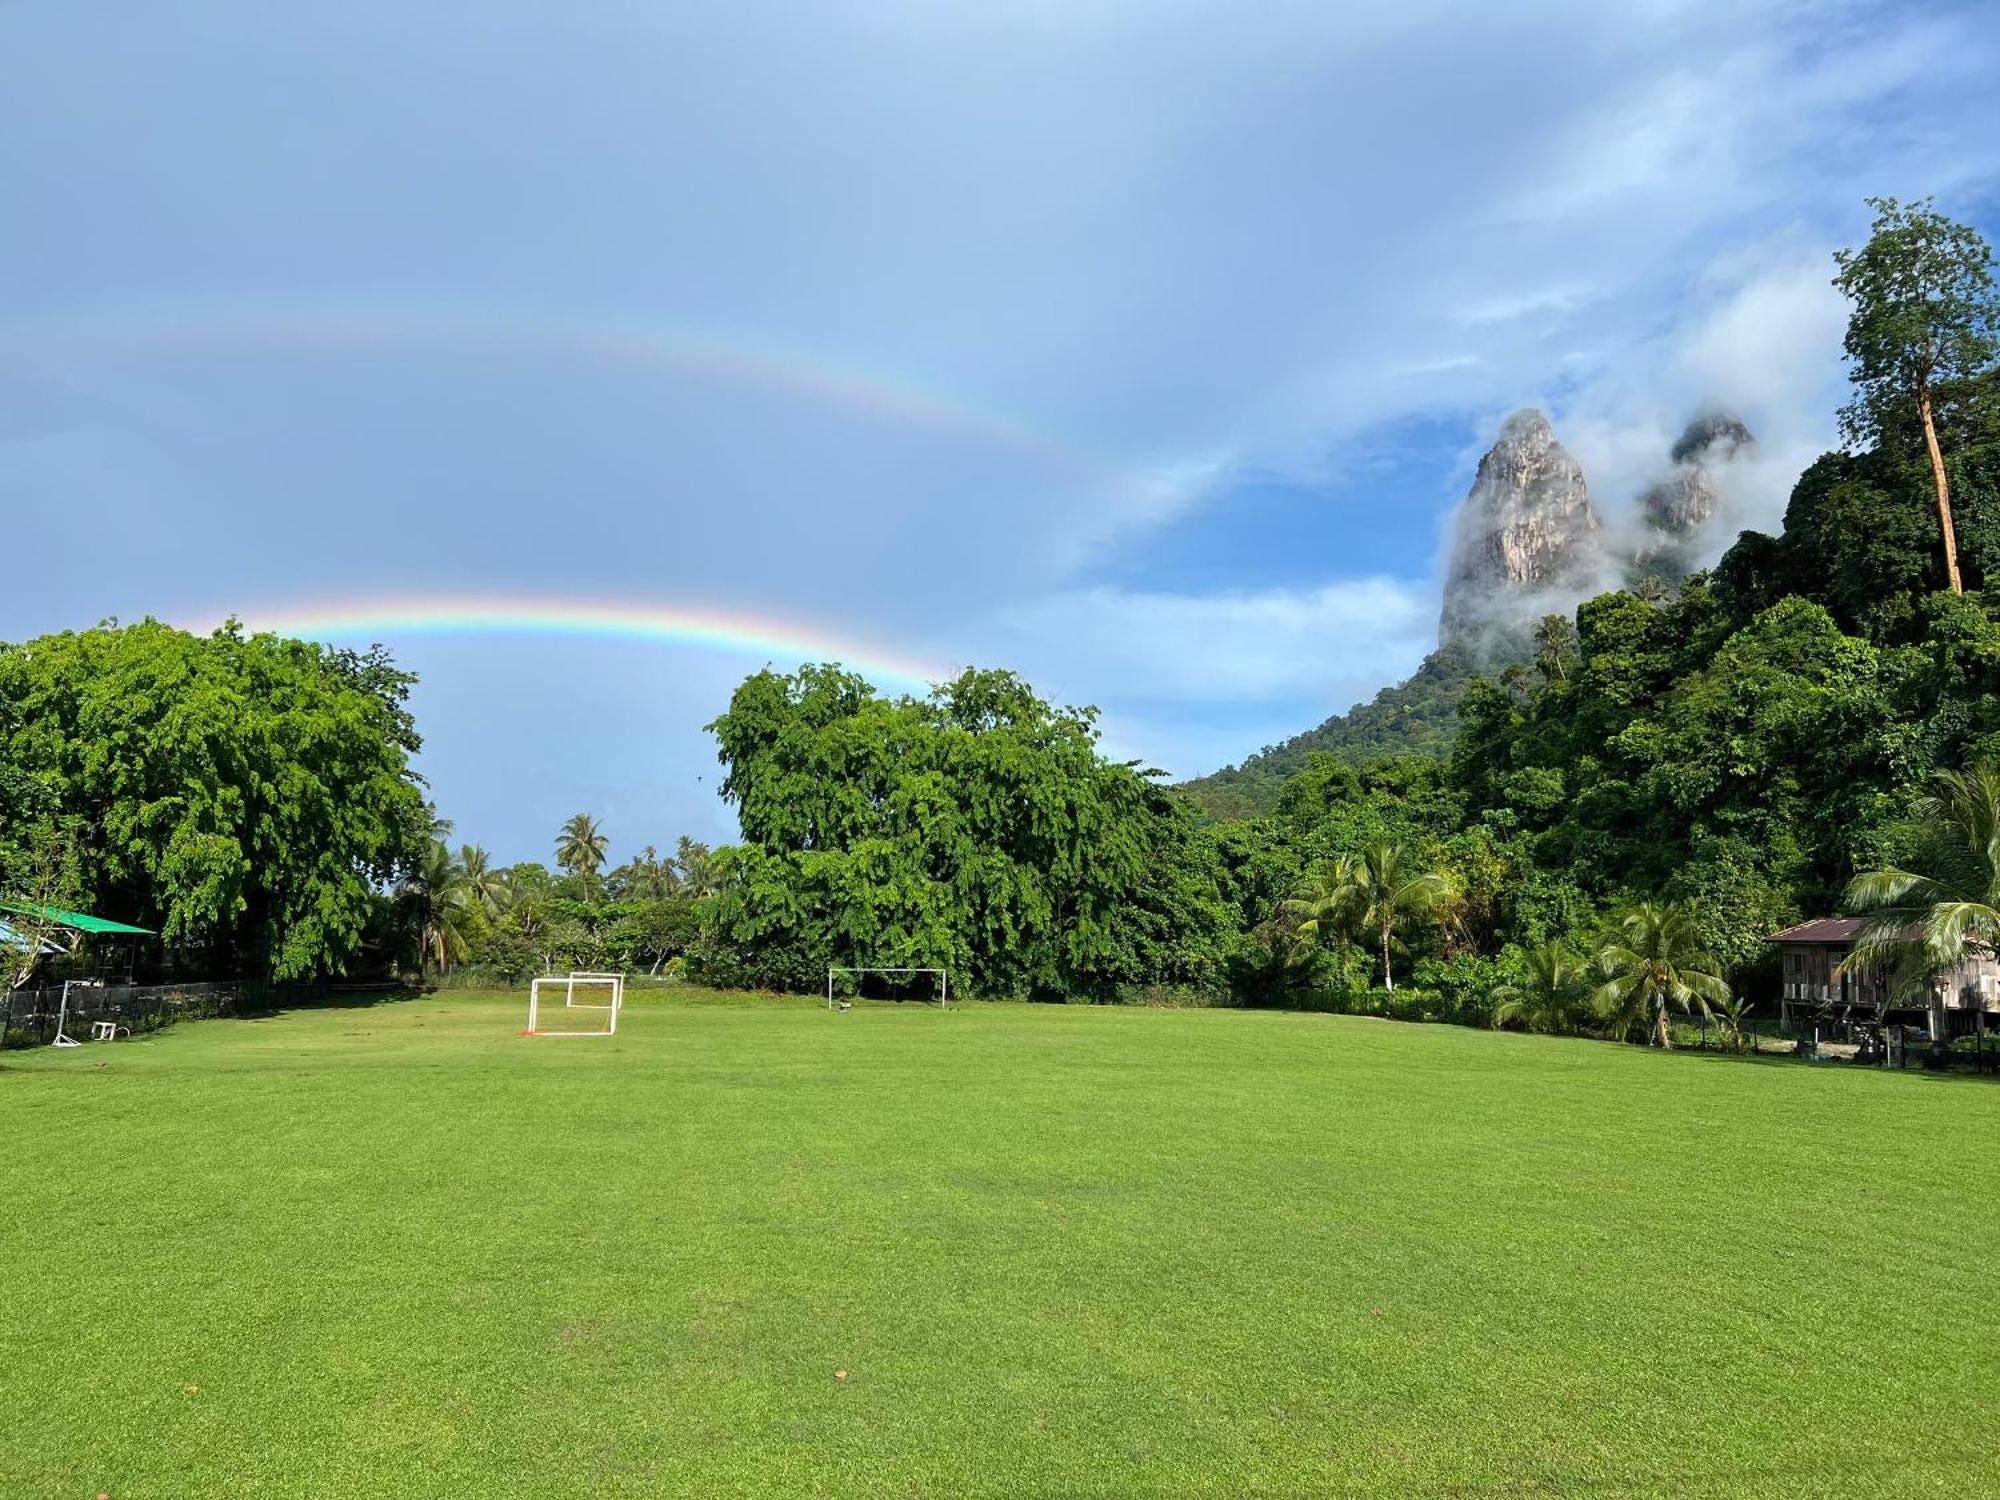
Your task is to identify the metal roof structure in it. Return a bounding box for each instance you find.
[0,901,153,937]
[1766,917,1867,945]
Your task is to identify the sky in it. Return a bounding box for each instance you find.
[4,1,1998,866]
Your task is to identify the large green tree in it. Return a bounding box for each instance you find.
[458,844,514,919]
[0,621,428,978]
[701,664,1229,999]
[1317,841,1455,991]
[1833,197,1998,594]
[673,836,723,899]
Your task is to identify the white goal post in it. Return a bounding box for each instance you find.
[526,971,623,1037]
[827,967,949,1010]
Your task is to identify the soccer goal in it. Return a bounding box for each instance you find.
[525,971,623,1037]
[826,967,949,1010]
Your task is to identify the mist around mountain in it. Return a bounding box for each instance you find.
[1178,406,1760,820]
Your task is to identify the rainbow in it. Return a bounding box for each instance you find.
[23,302,1113,481]
[193,595,953,692]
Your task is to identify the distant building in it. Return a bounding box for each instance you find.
[1767,917,2000,1039]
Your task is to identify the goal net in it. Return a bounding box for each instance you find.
[826,967,949,1010]
[525,971,623,1037]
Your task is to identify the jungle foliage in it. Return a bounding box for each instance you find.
[691,665,1232,999]
[0,621,430,979]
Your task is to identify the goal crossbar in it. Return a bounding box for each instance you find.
[827,967,949,1010]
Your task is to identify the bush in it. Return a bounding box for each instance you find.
[432,963,533,991]
[683,926,825,994]
[1285,986,1447,1022]
[1110,982,1233,1008]
[1412,953,1512,1027]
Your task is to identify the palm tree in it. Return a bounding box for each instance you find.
[615,844,680,901]
[1490,940,1590,1033]
[1843,763,2000,1002]
[1281,853,1361,949]
[674,835,723,899]
[1709,992,1756,1052]
[458,844,513,918]
[1282,842,1454,990]
[556,813,610,893]
[400,840,474,975]
[1592,902,1730,1048]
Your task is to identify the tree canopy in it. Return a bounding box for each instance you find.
[0,620,429,979]
[697,665,1231,998]
[1833,197,1998,593]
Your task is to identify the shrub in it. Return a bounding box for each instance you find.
[1412,953,1511,1027]
[1110,982,1233,1008]
[1286,987,1446,1021]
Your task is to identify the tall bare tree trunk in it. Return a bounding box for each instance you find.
[1920,384,1963,594]
[1381,923,1393,991]
[1654,999,1672,1050]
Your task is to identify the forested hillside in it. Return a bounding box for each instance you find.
[1175,646,1483,820]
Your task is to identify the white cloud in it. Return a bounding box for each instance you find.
[984,580,1432,706]
[1554,243,1852,550]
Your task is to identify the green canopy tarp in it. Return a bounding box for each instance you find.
[0,901,153,936]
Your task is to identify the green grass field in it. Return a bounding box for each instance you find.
[3,990,1997,1498]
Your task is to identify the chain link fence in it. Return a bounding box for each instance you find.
[1,979,403,1049]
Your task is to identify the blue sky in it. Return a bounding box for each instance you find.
[3,2,1998,865]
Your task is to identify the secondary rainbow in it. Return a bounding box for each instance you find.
[24,302,1113,481]
[200,595,953,691]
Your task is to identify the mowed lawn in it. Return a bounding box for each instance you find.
[3,993,1997,1498]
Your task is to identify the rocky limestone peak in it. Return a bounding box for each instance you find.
[1669,410,1754,467]
[1439,408,1602,649]
[1641,410,1756,543]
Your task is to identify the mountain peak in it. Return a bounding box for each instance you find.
[1497,407,1556,444]
[1438,410,1601,653]
[1641,410,1757,556]
[1669,409,1755,466]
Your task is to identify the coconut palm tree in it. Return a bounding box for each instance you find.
[1490,939,1590,1034]
[674,835,723,899]
[1843,763,2000,1002]
[609,844,680,901]
[1281,853,1360,945]
[556,813,610,893]
[1284,842,1454,990]
[400,840,474,975]
[458,844,513,918]
[1592,901,1730,1048]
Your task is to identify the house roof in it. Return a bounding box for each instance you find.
[1767,917,1866,945]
